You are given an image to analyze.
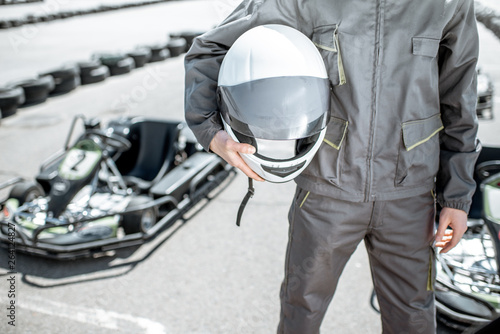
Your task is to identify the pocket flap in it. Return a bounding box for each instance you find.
[312,24,337,52]
[323,116,348,150]
[412,37,440,58]
[402,114,443,151]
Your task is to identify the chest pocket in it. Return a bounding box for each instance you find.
[412,37,440,58]
[312,24,346,87]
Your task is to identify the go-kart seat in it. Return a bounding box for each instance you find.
[115,118,183,191]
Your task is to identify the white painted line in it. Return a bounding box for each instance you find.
[1,295,167,334]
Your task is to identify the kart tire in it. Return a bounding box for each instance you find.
[14,75,55,106]
[0,86,25,117]
[9,181,44,205]
[44,14,57,22]
[0,20,12,29]
[109,57,135,76]
[122,196,158,234]
[59,11,75,19]
[96,54,135,76]
[41,64,81,95]
[9,19,24,28]
[78,60,102,77]
[167,37,187,57]
[26,15,41,24]
[127,48,152,68]
[37,15,50,23]
[51,76,80,95]
[169,31,204,50]
[80,65,109,85]
[148,45,170,63]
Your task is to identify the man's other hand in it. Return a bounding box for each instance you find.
[435,207,468,253]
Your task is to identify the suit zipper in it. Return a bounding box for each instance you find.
[365,0,384,202]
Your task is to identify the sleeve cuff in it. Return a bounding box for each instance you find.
[437,200,471,214]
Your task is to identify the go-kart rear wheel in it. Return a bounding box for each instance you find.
[122,196,157,234]
[9,181,44,204]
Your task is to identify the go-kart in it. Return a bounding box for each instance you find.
[0,115,233,260]
[435,146,500,332]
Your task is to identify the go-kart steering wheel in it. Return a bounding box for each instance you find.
[86,129,132,153]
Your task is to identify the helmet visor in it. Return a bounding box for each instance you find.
[219,76,330,140]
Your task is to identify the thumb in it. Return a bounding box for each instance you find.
[435,214,449,243]
[232,142,256,155]
[435,228,444,243]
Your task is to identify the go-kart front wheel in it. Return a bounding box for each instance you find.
[122,196,158,234]
[9,181,44,205]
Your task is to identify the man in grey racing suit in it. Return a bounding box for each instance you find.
[184,0,481,332]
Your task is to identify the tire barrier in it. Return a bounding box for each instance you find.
[0,21,12,29]
[0,0,43,5]
[168,31,203,51]
[13,75,55,106]
[95,53,135,76]
[40,64,81,95]
[127,48,152,68]
[0,30,205,122]
[0,86,25,118]
[166,37,187,58]
[0,0,174,30]
[476,2,500,40]
[148,44,170,63]
[78,60,110,85]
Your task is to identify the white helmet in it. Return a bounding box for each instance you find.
[217,24,330,183]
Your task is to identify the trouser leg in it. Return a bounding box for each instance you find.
[365,192,436,334]
[277,188,373,334]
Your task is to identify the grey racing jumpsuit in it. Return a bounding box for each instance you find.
[184,0,481,333]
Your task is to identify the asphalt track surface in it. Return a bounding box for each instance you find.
[0,1,499,333]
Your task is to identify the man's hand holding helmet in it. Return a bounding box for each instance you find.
[210,130,264,182]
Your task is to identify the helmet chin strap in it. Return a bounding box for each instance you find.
[236,177,255,226]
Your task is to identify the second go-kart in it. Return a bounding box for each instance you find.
[0,115,233,259]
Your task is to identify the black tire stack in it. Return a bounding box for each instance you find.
[0,86,25,118]
[78,60,110,85]
[169,31,204,51]
[95,53,135,76]
[127,48,152,68]
[147,44,170,63]
[13,75,55,106]
[166,37,187,57]
[41,64,81,95]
